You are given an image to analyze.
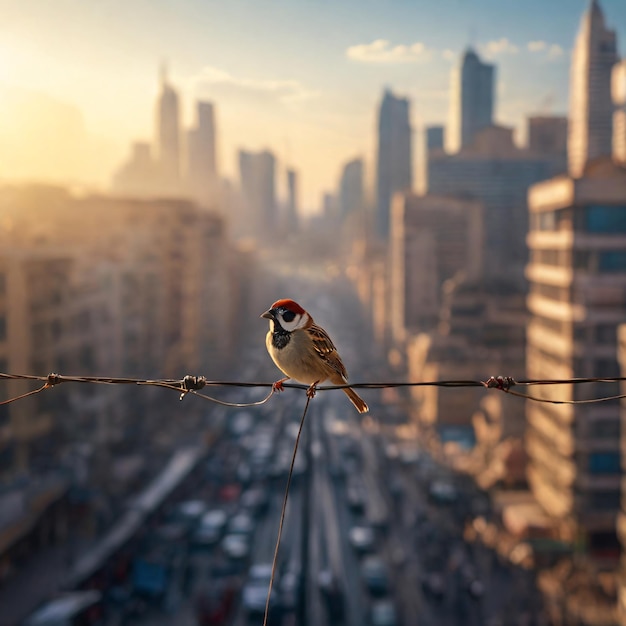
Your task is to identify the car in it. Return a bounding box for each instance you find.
[361,556,389,596]
[278,568,301,612]
[191,509,228,547]
[242,563,278,616]
[228,513,255,536]
[240,487,269,515]
[421,572,445,601]
[428,480,458,504]
[348,525,376,554]
[370,598,398,626]
[171,499,207,528]
[221,533,250,560]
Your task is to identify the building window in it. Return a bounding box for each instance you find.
[598,251,626,272]
[588,452,621,474]
[585,205,626,234]
[589,490,621,510]
[0,315,5,342]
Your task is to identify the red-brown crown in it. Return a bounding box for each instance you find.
[271,299,306,315]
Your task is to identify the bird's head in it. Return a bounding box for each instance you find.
[261,299,311,332]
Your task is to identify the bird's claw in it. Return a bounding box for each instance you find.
[272,378,289,393]
[306,382,319,399]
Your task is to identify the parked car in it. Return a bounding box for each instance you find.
[191,509,228,548]
[348,525,376,554]
[361,556,389,596]
[242,564,278,617]
[370,598,398,626]
[221,533,250,560]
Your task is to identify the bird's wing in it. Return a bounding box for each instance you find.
[308,323,348,380]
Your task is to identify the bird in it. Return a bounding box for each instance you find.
[261,298,369,413]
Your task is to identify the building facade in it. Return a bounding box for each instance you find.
[447,48,495,153]
[526,158,626,560]
[568,0,618,178]
[375,89,413,239]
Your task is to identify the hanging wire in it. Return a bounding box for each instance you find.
[1,372,626,407]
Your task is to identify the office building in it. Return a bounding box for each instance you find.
[526,157,626,561]
[375,89,412,239]
[613,60,626,164]
[155,64,181,191]
[339,158,364,221]
[568,0,618,177]
[187,101,217,205]
[239,149,277,240]
[426,126,445,152]
[447,48,495,153]
[428,125,555,285]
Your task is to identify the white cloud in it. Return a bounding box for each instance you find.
[526,40,566,62]
[346,39,433,64]
[481,38,519,58]
[189,66,318,103]
[528,40,547,52]
[547,44,564,59]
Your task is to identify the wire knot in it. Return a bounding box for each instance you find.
[46,373,63,387]
[179,375,207,400]
[483,376,516,391]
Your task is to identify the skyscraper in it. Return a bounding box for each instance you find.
[239,149,276,239]
[187,101,217,204]
[568,0,618,177]
[286,168,299,234]
[375,89,412,239]
[613,59,626,164]
[426,126,445,152]
[155,64,181,187]
[339,158,364,221]
[447,48,495,153]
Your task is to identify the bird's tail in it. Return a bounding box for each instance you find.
[343,387,369,414]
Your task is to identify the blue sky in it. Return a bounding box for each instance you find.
[0,0,624,209]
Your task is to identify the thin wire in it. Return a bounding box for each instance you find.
[1,372,626,406]
[263,393,312,626]
[0,383,49,406]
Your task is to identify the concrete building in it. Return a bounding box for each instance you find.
[375,89,413,239]
[155,64,181,191]
[428,125,557,285]
[426,126,445,152]
[568,0,618,178]
[527,116,568,173]
[110,142,157,198]
[186,101,217,206]
[388,192,483,344]
[447,48,495,154]
[285,168,299,235]
[338,158,364,222]
[526,157,626,562]
[613,60,626,165]
[239,149,277,240]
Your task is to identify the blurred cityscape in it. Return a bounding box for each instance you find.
[2,1,626,625]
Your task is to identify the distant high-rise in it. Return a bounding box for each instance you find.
[239,149,276,239]
[339,158,364,221]
[426,126,445,152]
[187,101,217,203]
[447,48,495,153]
[375,89,412,239]
[155,64,181,186]
[527,116,568,156]
[286,168,299,233]
[568,0,617,177]
[613,60,626,164]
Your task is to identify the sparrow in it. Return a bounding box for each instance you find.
[261,299,369,413]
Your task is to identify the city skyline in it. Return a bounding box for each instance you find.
[0,0,625,210]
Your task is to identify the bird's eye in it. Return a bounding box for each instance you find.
[282,310,296,323]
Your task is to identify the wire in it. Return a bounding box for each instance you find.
[1,372,626,407]
[263,393,312,626]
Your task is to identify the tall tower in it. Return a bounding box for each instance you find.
[286,168,299,234]
[568,0,617,177]
[447,48,495,153]
[339,158,364,221]
[375,89,412,239]
[156,63,181,185]
[187,100,217,203]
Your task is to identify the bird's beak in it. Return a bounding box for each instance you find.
[261,308,275,320]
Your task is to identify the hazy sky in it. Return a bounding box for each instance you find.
[0,0,625,211]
